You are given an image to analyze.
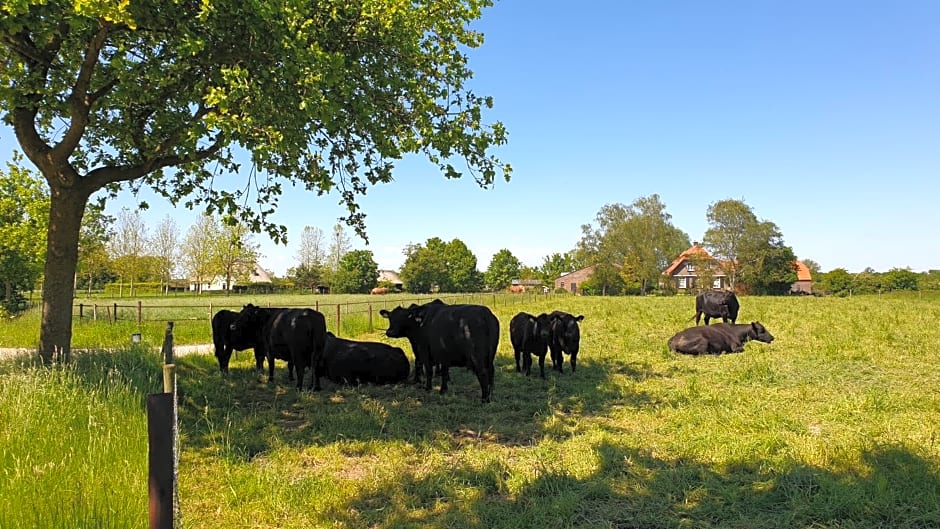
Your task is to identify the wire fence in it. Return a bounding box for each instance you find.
[72,292,549,339]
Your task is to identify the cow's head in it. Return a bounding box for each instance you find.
[379,305,418,338]
[534,313,553,343]
[551,312,585,352]
[748,322,774,344]
[229,303,265,334]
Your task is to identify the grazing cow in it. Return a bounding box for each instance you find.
[711,322,775,346]
[370,286,389,295]
[694,291,740,325]
[322,332,410,385]
[229,304,327,391]
[548,311,585,373]
[509,285,525,293]
[509,312,552,378]
[380,300,499,402]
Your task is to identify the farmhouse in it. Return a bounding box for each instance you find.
[377,269,404,291]
[790,260,813,294]
[189,263,273,292]
[553,266,597,294]
[661,242,730,291]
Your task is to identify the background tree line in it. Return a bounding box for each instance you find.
[3,162,938,315]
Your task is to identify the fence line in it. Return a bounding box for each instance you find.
[73,292,548,336]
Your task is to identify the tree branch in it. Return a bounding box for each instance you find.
[54,19,111,162]
[83,136,226,189]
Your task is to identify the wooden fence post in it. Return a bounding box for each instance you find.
[335,304,341,336]
[113,302,118,322]
[368,304,373,332]
[148,321,177,529]
[138,300,143,325]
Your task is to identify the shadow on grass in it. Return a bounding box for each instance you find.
[173,349,672,458]
[323,441,940,529]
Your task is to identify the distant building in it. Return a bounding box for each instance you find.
[661,242,730,292]
[377,269,404,291]
[189,263,273,292]
[791,261,813,294]
[553,266,598,295]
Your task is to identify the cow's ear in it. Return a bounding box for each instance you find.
[379,309,389,318]
[575,315,585,322]
[410,305,427,324]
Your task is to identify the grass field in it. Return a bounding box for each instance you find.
[2,294,939,528]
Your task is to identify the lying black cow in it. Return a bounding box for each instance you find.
[230,304,327,391]
[668,325,743,355]
[510,312,552,378]
[694,291,740,325]
[668,321,774,355]
[322,332,410,385]
[380,301,499,402]
[548,311,585,373]
[711,322,775,346]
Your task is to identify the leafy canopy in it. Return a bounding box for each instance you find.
[0,0,510,241]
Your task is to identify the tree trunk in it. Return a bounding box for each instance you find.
[39,186,89,364]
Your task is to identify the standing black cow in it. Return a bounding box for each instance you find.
[694,291,740,325]
[229,304,327,391]
[380,301,499,402]
[667,325,744,355]
[322,332,410,385]
[711,322,775,346]
[509,312,552,378]
[548,311,585,374]
[212,309,256,374]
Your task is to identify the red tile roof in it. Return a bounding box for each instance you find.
[663,243,714,276]
[793,260,812,281]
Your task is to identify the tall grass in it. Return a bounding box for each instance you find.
[0,350,163,529]
[2,294,939,528]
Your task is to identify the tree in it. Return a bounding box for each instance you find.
[735,219,797,295]
[213,220,260,293]
[540,252,575,286]
[332,250,379,294]
[883,267,919,292]
[702,199,757,290]
[818,268,854,296]
[75,201,115,294]
[2,1,510,362]
[108,208,148,297]
[399,237,481,293]
[485,249,521,291]
[0,158,48,312]
[577,195,689,295]
[444,239,483,292]
[327,223,352,275]
[150,215,179,294]
[296,225,326,270]
[180,215,220,294]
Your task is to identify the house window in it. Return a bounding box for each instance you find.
[570,282,577,293]
[687,264,695,272]
[713,278,722,289]
[678,277,687,289]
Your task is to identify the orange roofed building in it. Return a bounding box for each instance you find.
[661,242,730,292]
[662,242,813,294]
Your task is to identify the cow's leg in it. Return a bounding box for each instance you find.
[538,354,546,379]
[424,361,434,392]
[254,350,265,371]
[523,351,532,376]
[266,349,276,383]
[704,315,711,325]
[550,347,563,373]
[695,311,702,325]
[311,351,323,391]
[438,365,450,395]
[514,348,522,372]
[570,352,577,373]
[474,368,492,403]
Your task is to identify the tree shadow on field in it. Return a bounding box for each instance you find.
[323,440,940,529]
[173,345,680,459]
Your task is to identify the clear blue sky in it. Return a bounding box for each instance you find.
[2,1,938,276]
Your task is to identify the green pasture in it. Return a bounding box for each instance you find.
[2,294,939,528]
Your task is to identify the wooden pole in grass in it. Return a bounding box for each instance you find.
[148,321,178,529]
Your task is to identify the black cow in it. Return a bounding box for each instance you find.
[380,301,499,402]
[510,312,552,378]
[212,309,256,374]
[229,304,327,391]
[668,325,744,355]
[711,322,775,346]
[694,291,740,325]
[322,332,410,385]
[212,308,294,377]
[548,311,585,373]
